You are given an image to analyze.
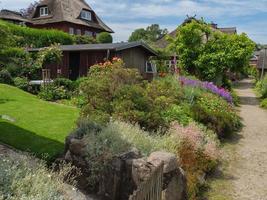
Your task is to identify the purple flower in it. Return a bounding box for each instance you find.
[179,76,233,104]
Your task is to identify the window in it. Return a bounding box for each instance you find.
[146,62,157,73]
[40,7,49,16]
[76,29,81,35]
[85,31,93,37]
[81,10,92,21]
[69,27,74,35]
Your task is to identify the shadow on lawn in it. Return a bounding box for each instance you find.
[0,121,65,161]
[0,98,15,104]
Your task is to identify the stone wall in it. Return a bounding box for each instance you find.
[64,136,187,200]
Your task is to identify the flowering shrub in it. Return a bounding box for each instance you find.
[80,58,143,124]
[170,122,220,199]
[180,76,233,103]
[38,78,74,101]
[192,92,242,137]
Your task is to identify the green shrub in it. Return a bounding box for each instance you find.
[96,32,113,43]
[260,98,267,109]
[80,58,143,124]
[231,90,240,106]
[192,93,242,137]
[53,78,74,91]
[257,76,267,98]
[0,20,74,48]
[39,85,71,101]
[74,35,97,44]
[0,154,77,200]
[13,77,29,91]
[0,70,13,84]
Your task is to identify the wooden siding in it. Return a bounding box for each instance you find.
[115,47,151,75]
[29,21,103,36]
[43,48,154,80]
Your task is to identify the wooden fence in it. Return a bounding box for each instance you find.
[129,163,164,200]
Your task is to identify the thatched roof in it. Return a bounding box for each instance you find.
[31,0,113,33]
[0,9,31,23]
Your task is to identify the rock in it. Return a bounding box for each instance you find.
[131,158,154,185]
[147,151,179,173]
[162,168,187,200]
[69,138,87,156]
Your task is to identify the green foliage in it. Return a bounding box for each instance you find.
[13,77,29,91]
[169,19,255,85]
[0,154,77,200]
[80,59,143,124]
[128,24,168,44]
[96,32,113,43]
[72,120,130,187]
[0,20,74,48]
[53,78,75,91]
[192,93,242,137]
[0,70,13,84]
[38,79,74,101]
[73,35,97,44]
[260,98,267,109]
[246,65,259,80]
[38,85,69,101]
[36,44,63,68]
[0,48,39,80]
[256,75,267,98]
[0,22,15,49]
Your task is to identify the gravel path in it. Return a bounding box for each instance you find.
[231,79,267,200]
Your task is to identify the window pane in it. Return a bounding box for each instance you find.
[69,28,74,35]
[76,29,81,35]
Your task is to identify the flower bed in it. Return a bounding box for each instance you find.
[179,76,233,104]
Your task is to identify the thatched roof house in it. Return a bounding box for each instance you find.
[0,0,113,36]
[0,9,30,24]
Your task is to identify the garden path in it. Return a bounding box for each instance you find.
[230,79,267,200]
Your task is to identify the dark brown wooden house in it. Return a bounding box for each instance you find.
[28,0,113,36]
[29,41,157,80]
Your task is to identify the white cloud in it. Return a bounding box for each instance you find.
[0,0,267,43]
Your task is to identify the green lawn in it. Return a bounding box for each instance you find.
[0,84,79,160]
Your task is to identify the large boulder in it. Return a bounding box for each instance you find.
[148,151,187,200]
[147,151,179,173]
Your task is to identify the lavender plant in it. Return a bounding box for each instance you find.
[179,76,233,104]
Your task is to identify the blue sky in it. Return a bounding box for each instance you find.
[1,0,267,43]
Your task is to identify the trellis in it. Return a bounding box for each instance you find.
[42,69,51,87]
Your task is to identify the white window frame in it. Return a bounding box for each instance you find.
[40,7,49,16]
[145,61,157,73]
[69,27,74,35]
[81,10,92,21]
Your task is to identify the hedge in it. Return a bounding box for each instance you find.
[0,20,74,48]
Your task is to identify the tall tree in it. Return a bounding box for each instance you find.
[169,19,255,86]
[20,1,39,17]
[128,24,168,44]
